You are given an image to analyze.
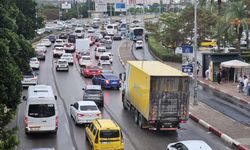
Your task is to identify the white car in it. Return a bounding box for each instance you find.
[135,40,143,49]
[21,71,38,87]
[100,61,113,73]
[64,43,75,53]
[104,35,112,42]
[29,57,40,70]
[98,53,111,65]
[95,47,106,59]
[79,55,92,67]
[87,27,95,33]
[35,43,47,53]
[53,47,65,58]
[103,52,113,63]
[36,28,45,35]
[54,39,64,48]
[56,59,69,72]
[70,101,101,125]
[166,140,213,150]
[61,53,74,65]
[41,39,52,47]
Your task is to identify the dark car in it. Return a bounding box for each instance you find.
[59,32,68,39]
[113,33,122,41]
[68,34,76,43]
[82,85,104,107]
[35,51,46,60]
[48,35,56,43]
[92,73,121,90]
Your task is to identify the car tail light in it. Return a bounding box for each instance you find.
[96,113,101,117]
[77,113,85,117]
[31,77,37,81]
[24,117,28,126]
[56,115,58,127]
[105,80,109,84]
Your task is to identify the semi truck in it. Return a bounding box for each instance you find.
[120,61,190,130]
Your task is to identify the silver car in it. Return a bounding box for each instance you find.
[82,85,104,107]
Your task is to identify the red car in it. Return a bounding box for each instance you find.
[82,66,101,78]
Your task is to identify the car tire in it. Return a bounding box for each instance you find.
[138,113,145,129]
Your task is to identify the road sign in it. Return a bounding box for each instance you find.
[182,64,193,76]
[182,45,193,53]
[115,3,126,12]
[62,2,71,9]
[95,3,107,12]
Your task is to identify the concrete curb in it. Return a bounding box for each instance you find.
[117,40,134,69]
[189,113,249,150]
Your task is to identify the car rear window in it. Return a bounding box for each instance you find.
[82,57,90,60]
[86,89,102,94]
[100,130,120,138]
[28,104,55,118]
[98,49,106,52]
[100,56,109,60]
[80,105,98,111]
[75,30,82,33]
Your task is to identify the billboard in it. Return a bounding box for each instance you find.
[62,2,71,9]
[95,3,107,12]
[115,2,126,12]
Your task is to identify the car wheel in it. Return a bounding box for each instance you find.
[138,113,145,129]
[74,117,78,126]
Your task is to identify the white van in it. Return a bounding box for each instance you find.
[106,24,117,36]
[23,85,58,134]
[74,27,84,38]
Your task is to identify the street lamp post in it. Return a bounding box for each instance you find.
[193,0,198,105]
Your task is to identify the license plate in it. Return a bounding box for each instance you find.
[30,126,40,131]
[101,141,110,144]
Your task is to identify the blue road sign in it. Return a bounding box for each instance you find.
[182,64,193,75]
[182,45,193,53]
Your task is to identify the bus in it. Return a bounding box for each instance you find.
[129,27,144,41]
[106,24,118,36]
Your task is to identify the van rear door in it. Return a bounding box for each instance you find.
[99,130,122,149]
[27,103,56,132]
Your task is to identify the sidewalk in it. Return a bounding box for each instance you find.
[118,40,250,150]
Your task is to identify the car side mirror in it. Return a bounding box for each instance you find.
[54,96,57,100]
[23,96,27,101]
[119,73,122,80]
[70,104,73,106]
[82,88,85,90]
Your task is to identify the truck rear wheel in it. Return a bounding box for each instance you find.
[134,110,139,125]
[122,99,127,110]
[138,114,145,129]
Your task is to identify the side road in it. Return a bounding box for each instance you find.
[117,40,250,150]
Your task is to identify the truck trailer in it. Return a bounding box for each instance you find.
[120,61,190,130]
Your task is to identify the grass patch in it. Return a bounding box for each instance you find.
[148,36,182,62]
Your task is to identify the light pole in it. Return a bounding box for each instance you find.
[193,0,198,105]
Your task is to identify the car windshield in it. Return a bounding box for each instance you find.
[23,71,34,78]
[98,49,105,52]
[82,57,90,60]
[58,61,67,64]
[30,58,37,61]
[100,130,120,138]
[56,40,62,43]
[80,105,98,111]
[171,143,188,150]
[28,104,55,118]
[107,26,113,29]
[85,89,102,94]
[87,66,99,70]
[100,56,109,60]
[75,30,81,33]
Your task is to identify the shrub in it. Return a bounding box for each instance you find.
[148,36,182,62]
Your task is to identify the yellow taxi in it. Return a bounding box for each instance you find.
[85,119,124,150]
[200,39,217,47]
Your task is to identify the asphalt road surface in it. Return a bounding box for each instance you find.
[16,36,232,150]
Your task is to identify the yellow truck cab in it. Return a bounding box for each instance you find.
[85,119,124,150]
[200,39,217,47]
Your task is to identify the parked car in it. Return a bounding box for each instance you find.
[59,32,68,39]
[85,119,124,150]
[48,35,56,43]
[82,85,104,107]
[64,43,75,53]
[92,73,121,90]
[70,101,101,125]
[95,47,106,59]
[79,55,92,67]
[81,65,101,78]
[68,34,76,43]
[135,40,143,49]
[60,53,74,65]
[53,47,65,58]
[41,39,52,47]
[29,57,40,70]
[21,70,38,87]
[56,59,69,72]
[200,39,217,47]
[35,51,46,60]
[113,33,122,40]
[166,140,212,150]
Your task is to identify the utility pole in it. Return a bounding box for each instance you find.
[193,0,198,105]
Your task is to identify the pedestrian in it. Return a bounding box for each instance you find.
[243,75,248,93]
[205,68,209,80]
[217,69,222,84]
[237,74,244,93]
[196,61,201,76]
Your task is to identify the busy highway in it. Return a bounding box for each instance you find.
[15,18,233,150]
